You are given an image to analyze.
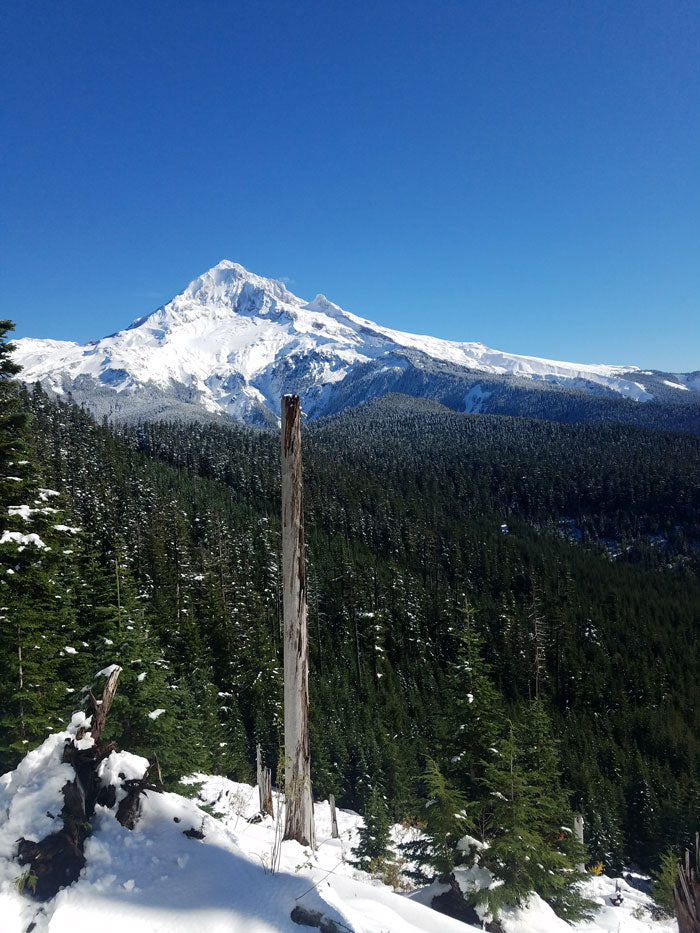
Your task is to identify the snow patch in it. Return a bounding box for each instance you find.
[0,531,49,550]
[464,383,492,413]
[662,379,690,391]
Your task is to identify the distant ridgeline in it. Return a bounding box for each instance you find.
[13,260,700,434]
[8,385,700,874]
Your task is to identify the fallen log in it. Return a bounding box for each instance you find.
[290,905,342,932]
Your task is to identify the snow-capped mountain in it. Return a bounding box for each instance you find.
[13,260,700,427]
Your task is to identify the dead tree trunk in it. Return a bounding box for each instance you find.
[675,834,700,933]
[257,743,274,817]
[329,793,339,839]
[281,394,315,847]
[573,815,585,872]
[261,767,274,819]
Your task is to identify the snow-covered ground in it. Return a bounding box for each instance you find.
[0,720,677,933]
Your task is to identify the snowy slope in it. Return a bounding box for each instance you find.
[0,723,677,933]
[0,720,472,933]
[15,260,692,426]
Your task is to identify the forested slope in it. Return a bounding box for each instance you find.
[7,385,700,874]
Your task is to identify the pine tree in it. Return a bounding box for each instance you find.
[471,708,591,921]
[0,323,78,768]
[353,784,391,867]
[421,758,468,881]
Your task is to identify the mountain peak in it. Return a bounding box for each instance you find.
[14,258,698,431]
[181,260,298,307]
[304,293,343,315]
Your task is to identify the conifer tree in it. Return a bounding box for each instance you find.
[447,599,505,832]
[651,846,679,916]
[353,784,391,867]
[471,708,590,921]
[420,758,468,881]
[0,322,78,768]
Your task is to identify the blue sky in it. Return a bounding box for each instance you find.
[2,0,698,371]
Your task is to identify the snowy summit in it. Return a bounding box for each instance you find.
[13,260,699,426]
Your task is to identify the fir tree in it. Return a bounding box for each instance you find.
[0,323,78,768]
[420,758,468,881]
[471,709,590,921]
[447,599,505,837]
[650,846,679,916]
[353,784,391,867]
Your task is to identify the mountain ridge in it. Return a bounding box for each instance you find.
[13,260,700,430]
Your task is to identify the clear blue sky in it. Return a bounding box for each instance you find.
[2,0,699,371]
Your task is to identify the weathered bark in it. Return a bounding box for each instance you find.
[329,794,339,839]
[84,665,121,743]
[261,767,274,818]
[675,834,700,933]
[281,395,315,847]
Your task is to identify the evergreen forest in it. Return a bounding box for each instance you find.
[2,320,699,908]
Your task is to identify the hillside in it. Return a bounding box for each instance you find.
[3,386,695,876]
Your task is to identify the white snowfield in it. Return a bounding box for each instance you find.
[0,718,676,933]
[13,260,670,424]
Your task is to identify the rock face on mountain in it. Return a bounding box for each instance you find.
[13,260,700,429]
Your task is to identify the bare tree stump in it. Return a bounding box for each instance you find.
[281,395,315,847]
[257,743,274,818]
[329,794,339,839]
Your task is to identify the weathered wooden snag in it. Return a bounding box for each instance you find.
[281,394,315,847]
[329,793,339,839]
[115,755,164,830]
[573,815,585,872]
[257,742,274,818]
